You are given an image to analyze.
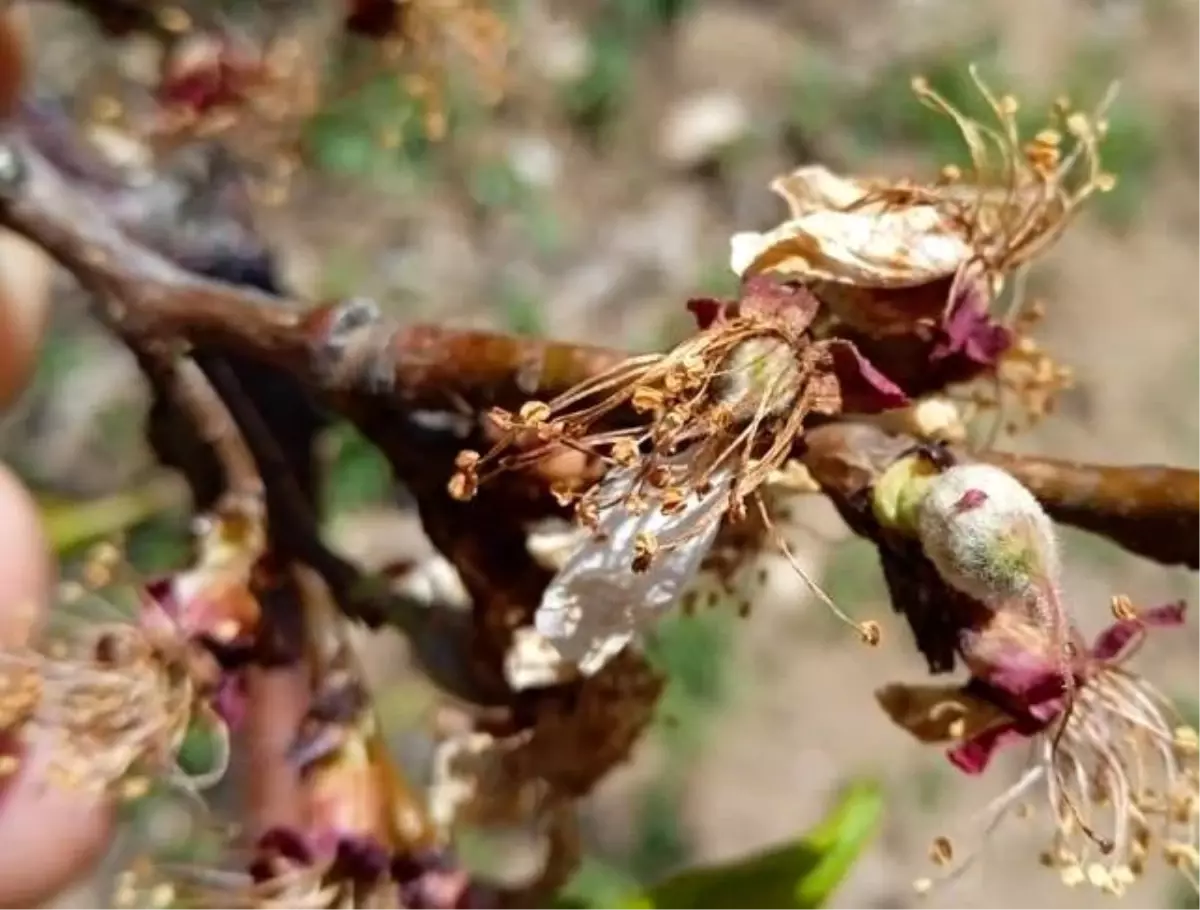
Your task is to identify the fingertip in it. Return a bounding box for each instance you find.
[0,462,51,648]
[0,730,115,907]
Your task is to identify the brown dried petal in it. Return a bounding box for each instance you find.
[876,682,1010,744]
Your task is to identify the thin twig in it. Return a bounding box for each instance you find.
[166,355,264,503]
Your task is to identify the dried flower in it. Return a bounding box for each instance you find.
[0,623,213,798]
[139,502,265,656]
[880,600,1198,897]
[729,66,1115,410]
[456,277,906,672]
[157,32,264,119]
[903,67,1119,277]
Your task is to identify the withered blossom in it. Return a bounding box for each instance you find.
[140,502,265,657]
[730,68,1115,406]
[144,671,450,909]
[450,276,907,662]
[879,600,1199,897]
[0,623,212,798]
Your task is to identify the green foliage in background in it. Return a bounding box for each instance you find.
[559,781,883,909]
[322,421,394,515]
[622,607,736,881]
[306,56,434,183]
[563,0,696,136]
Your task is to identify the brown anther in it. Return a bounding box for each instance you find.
[1065,112,1090,137]
[632,531,658,573]
[659,488,686,515]
[611,438,639,467]
[535,420,565,442]
[707,403,734,433]
[857,620,882,647]
[929,836,953,866]
[631,386,665,415]
[518,401,552,425]
[1173,726,1199,755]
[939,164,963,183]
[447,471,477,502]
[486,407,515,432]
[575,498,600,530]
[550,481,580,506]
[454,449,481,471]
[645,464,674,489]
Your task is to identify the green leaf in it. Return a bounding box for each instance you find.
[322,422,394,514]
[38,475,187,557]
[608,780,883,909]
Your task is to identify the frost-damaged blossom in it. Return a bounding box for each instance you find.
[879,599,1199,897]
[731,68,1116,382]
[139,500,266,727]
[157,32,265,120]
[137,671,482,909]
[452,276,907,676]
[0,502,269,805]
[0,623,212,799]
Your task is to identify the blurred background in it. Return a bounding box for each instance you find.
[3,0,1197,907]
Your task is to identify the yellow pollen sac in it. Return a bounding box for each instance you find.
[1173,726,1199,754]
[928,836,954,865]
[1059,865,1085,887]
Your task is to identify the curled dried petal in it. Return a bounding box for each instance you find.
[819,339,911,414]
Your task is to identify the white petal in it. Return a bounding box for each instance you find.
[769,165,875,216]
[532,454,733,676]
[730,207,971,287]
[504,626,575,691]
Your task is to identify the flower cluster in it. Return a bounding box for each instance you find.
[451,276,908,678]
[449,69,1118,685]
[0,498,266,810]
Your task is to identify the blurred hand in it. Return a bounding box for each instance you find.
[0,5,53,411]
[0,464,116,907]
[0,11,112,886]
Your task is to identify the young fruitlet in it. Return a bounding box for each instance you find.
[916,463,1061,612]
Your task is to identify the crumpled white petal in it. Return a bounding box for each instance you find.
[768,165,879,217]
[729,164,973,287]
[526,454,733,683]
[730,206,971,287]
[504,625,575,691]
